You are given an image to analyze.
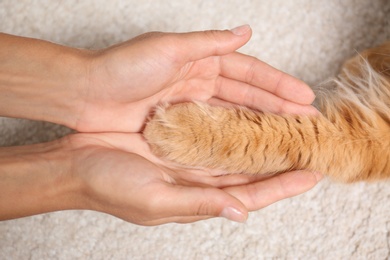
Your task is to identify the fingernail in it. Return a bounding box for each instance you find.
[230,24,251,36]
[220,207,247,223]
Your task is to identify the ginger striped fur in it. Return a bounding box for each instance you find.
[143,42,390,183]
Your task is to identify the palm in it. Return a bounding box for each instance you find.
[79,51,221,132]
[72,132,257,224]
[78,145,170,225]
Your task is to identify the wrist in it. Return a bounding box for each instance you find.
[0,33,92,128]
[0,137,85,220]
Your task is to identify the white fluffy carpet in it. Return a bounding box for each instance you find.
[1,1,390,259]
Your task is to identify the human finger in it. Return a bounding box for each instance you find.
[223,171,323,211]
[150,184,248,223]
[213,76,319,115]
[141,215,214,225]
[219,52,316,105]
[173,25,252,62]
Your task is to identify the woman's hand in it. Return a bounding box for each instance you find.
[0,27,316,132]
[67,133,322,225]
[75,25,317,132]
[0,131,321,225]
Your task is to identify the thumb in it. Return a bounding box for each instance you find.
[160,185,248,223]
[176,24,252,61]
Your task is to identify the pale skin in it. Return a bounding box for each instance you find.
[0,25,322,225]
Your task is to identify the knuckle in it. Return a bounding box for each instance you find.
[202,30,223,53]
[194,199,215,217]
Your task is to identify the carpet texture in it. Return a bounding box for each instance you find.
[1,1,390,259]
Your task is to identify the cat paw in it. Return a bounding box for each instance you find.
[144,102,210,166]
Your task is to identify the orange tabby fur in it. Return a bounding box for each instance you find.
[144,43,390,183]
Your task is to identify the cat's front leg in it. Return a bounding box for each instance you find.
[144,102,312,175]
